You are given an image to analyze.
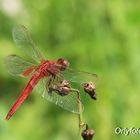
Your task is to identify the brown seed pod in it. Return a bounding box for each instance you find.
[82,82,97,100]
[82,124,95,140]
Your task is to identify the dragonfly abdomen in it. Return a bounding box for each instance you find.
[5,74,42,120]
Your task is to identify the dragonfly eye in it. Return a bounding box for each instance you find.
[57,58,69,71]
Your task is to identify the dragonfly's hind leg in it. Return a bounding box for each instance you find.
[46,75,56,95]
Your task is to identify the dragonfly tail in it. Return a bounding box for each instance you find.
[5,84,34,121]
[5,75,41,121]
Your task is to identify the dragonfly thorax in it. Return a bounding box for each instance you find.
[37,60,55,76]
[38,59,69,77]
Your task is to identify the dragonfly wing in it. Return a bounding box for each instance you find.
[12,25,45,63]
[60,68,98,84]
[35,77,83,114]
[5,54,36,77]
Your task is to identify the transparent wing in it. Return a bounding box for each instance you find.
[12,25,45,63]
[35,77,83,114]
[60,68,98,84]
[5,54,36,77]
[35,68,97,113]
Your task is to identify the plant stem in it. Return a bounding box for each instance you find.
[77,91,85,139]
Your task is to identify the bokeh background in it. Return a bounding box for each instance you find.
[0,0,140,140]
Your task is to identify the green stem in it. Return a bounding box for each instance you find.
[77,91,85,139]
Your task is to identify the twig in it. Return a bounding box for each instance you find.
[76,91,86,139]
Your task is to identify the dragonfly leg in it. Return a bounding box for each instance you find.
[46,76,56,94]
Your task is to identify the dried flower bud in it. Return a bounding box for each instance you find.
[51,80,71,96]
[57,86,71,96]
[82,125,95,140]
[60,80,70,87]
[82,82,97,100]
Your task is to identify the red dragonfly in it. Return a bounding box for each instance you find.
[5,25,97,120]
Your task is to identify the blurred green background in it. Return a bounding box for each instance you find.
[0,0,140,140]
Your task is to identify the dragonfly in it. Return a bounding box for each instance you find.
[5,25,97,120]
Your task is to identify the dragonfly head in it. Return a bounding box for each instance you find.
[57,58,69,71]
